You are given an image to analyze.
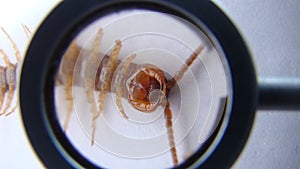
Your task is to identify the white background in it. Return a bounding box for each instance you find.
[0,0,299,168]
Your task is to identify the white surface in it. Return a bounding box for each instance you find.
[0,0,299,169]
[213,1,300,169]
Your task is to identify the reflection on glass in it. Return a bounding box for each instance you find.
[54,9,231,169]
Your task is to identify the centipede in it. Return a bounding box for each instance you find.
[0,24,31,116]
[1,25,204,167]
[56,27,205,167]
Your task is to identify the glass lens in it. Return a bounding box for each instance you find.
[54,8,231,168]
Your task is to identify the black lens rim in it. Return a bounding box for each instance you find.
[20,0,257,168]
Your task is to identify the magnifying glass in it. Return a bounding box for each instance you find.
[20,0,300,169]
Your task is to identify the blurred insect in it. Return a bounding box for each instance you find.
[0,23,204,166]
[57,27,204,167]
[0,24,31,116]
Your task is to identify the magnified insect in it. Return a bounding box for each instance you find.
[54,9,229,169]
[0,25,31,116]
[57,28,204,166]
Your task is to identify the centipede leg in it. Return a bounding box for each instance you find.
[84,28,103,145]
[1,85,15,116]
[0,48,16,116]
[62,75,73,132]
[91,39,122,145]
[164,100,178,166]
[0,27,21,62]
[85,27,103,109]
[115,53,136,119]
[61,41,81,131]
[22,24,32,39]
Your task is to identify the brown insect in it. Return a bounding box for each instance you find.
[0,25,31,116]
[58,27,205,167]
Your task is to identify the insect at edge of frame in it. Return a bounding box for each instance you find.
[57,27,206,167]
[0,24,31,117]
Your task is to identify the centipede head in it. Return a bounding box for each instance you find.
[126,64,167,113]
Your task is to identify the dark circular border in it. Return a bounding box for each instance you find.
[20,0,257,169]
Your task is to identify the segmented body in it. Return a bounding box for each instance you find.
[10,24,205,167]
[0,25,30,116]
[57,27,204,167]
[0,66,7,112]
[1,25,204,167]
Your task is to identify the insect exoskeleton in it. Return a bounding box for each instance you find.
[102,39,204,167]
[0,25,31,116]
[111,52,179,166]
[0,66,7,111]
[55,24,205,167]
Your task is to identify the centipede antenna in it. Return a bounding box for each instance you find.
[168,44,205,89]
[164,100,179,166]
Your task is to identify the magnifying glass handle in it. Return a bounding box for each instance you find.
[258,78,300,110]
